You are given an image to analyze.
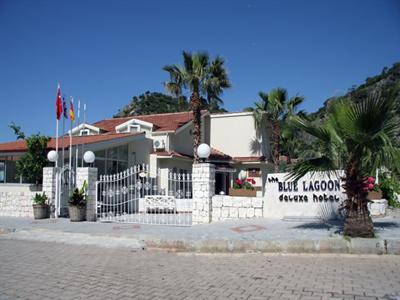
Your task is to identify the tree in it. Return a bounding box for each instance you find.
[289,93,400,237]
[114,91,189,117]
[163,51,231,162]
[252,88,304,172]
[9,123,50,185]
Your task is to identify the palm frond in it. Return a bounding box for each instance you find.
[288,156,337,181]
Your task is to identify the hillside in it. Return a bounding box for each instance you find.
[310,62,400,120]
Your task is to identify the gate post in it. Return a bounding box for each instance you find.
[76,167,98,221]
[192,163,215,224]
[43,167,57,218]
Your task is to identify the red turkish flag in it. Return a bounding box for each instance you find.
[55,84,62,120]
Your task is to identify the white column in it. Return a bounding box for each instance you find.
[42,167,57,218]
[192,163,215,224]
[76,167,98,221]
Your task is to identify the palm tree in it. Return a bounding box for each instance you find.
[289,93,400,237]
[163,51,231,162]
[253,88,304,172]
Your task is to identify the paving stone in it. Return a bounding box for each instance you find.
[0,239,399,299]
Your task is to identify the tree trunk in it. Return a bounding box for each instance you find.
[342,170,374,238]
[191,92,201,163]
[271,121,280,173]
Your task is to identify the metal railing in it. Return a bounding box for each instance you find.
[96,164,192,226]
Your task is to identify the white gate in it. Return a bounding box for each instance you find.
[96,164,193,226]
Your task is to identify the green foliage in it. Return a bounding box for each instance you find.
[69,181,88,207]
[379,176,400,207]
[290,93,400,182]
[252,88,304,170]
[163,51,231,112]
[32,192,48,205]
[9,124,50,184]
[114,91,189,117]
[9,122,25,140]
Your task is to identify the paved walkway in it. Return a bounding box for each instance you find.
[0,216,399,253]
[1,239,400,300]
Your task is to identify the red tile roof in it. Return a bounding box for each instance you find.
[153,147,232,162]
[233,156,267,162]
[0,132,143,153]
[93,111,206,133]
[152,150,193,160]
[210,148,232,161]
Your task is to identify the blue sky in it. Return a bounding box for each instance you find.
[0,0,399,142]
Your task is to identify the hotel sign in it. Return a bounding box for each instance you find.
[264,171,345,219]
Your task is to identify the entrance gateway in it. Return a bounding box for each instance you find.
[96,164,193,226]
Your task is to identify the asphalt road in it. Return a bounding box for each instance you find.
[0,239,399,300]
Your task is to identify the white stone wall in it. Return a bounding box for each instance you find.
[76,167,98,221]
[211,195,263,221]
[192,163,215,224]
[42,167,57,217]
[0,185,41,217]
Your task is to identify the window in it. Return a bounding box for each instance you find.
[80,129,90,136]
[248,168,261,177]
[128,125,140,133]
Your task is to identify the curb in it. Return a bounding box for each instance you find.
[1,227,399,254]
[144,237,400,254]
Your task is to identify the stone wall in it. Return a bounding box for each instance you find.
[192,163,215,224]
[211,195,263,221]
[0,184,41,217]
[76,167,98,221]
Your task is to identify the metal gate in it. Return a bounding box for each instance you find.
[57,166,75,217]
[96,164,193,226]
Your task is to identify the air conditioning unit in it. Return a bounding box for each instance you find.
[153,139,165,150]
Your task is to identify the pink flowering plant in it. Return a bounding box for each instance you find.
[362,176,380,192]
[233,178,256,190]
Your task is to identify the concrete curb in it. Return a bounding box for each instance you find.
[1,227,399,254]
[144,237,400,254]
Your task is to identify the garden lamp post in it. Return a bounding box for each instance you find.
[197,143,211,163]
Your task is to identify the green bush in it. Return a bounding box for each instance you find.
[33,192,48,205]
[69,181,88,207]
[379,176,400,208]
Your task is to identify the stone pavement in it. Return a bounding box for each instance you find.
[0,239,400,300]
[1,215,400,254]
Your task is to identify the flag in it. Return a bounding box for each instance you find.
[55,84,62,120]
[62,96,68,119]
[69,97,75,122]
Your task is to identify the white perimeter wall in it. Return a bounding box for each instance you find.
[0,184,41,217]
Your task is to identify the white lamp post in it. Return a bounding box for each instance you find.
[197,143,211,162]
[83,151,96,165]
[47,150,58,163]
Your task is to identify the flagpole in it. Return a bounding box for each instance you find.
[62,97,65,170]
[81,103,86,166]
[69,97,73,191]
[75,100,80,169]
[55,83,62,219]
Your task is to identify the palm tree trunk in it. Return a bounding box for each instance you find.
[191,92,201,163]
[271,121,280,172]
[343,168,374,237]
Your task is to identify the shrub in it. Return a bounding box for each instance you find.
[69,181,88,207]
[33,192,48,205]
[379,176,400,208]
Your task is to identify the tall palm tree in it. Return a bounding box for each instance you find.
[163,51,231,162]
[289,93,400,237]
[253,88,304,172]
